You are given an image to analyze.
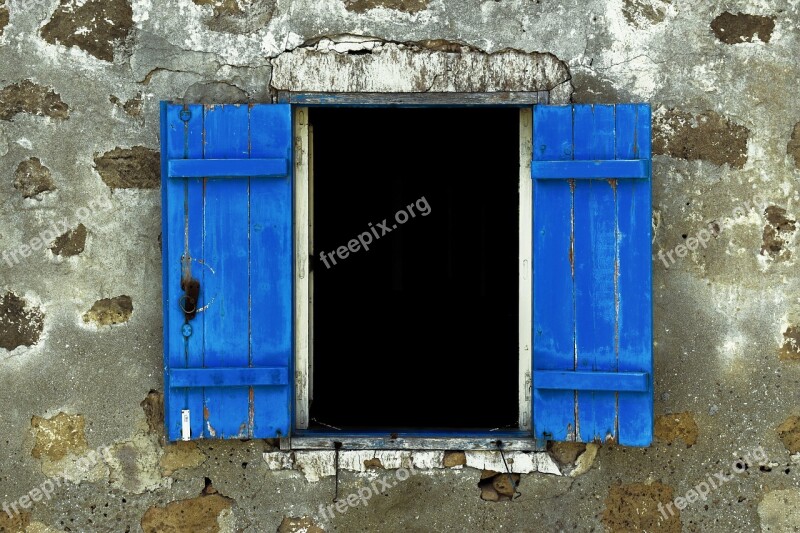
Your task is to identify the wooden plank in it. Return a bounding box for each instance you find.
[276,91,548,106]
[308,122,315,404]
[168,158,288,178]
[532,105,576,442]
[616,104,654,446]
[531,160,649,179]
[294,107,310,430]
[170,368,289,388]
[202,104,251,439]
[162,103,205,441]
[518,108,533,432]
[185,105,206,441]
[290,437,544,451]
[160,103,179,441]
[573,104,618,443]
[533,371,648,392]
[250,104,293,438]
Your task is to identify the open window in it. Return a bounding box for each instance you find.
[303,107,521,431]
[160,99,653,449]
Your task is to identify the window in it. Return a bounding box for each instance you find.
[160,99,653,449]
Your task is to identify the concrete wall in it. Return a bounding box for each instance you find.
[1,0,799,531]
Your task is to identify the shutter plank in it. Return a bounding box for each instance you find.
[616,104,654,446]
[573,104,618,443]
[163,104,205,441]
[186,106,206,440]
[203,105,252,438]
[250,104,293,438]
[533,105,576,442]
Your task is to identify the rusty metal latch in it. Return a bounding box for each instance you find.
[180,277,200,322]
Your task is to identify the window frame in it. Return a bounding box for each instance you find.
[286,93,545,450]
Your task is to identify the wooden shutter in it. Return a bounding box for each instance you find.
[161,103,293,440]
[532,104,653,446]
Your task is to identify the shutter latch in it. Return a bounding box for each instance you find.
[180,277,201,322]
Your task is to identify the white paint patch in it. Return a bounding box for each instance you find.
[264,449,532,481]
[264,451,294,470]
[465,451,561,475]
[271,36,570,93]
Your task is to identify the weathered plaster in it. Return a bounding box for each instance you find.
[0,0,799,530]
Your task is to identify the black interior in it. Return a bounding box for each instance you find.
[310,107,519,430]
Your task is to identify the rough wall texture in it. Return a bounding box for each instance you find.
[0,0,799,531]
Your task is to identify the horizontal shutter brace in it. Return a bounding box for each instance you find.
[169,367,289,388]
[168,158,289,178]
[531,159,650,180]
[533,370,649,392]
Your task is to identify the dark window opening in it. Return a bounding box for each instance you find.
[310,107,519,430]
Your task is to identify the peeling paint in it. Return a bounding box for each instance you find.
[272,35,571,95]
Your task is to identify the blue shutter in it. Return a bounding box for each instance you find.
[532,104,653,446]
[160,103,293,440]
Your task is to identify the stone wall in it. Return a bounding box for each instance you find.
[1,0,799,531]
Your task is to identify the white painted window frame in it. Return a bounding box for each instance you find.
[294,107,533,434]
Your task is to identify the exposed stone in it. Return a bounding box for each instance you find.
[569,443,599,477]
[111,94,143,117]
[548,442,587,465]
[272,37,571,95]
[107,433,167,494]
[781,327,800,361]
[123,95,143,116]
[654,412,699,447]
[0,1,8,36]
[761,206,796,261]
[40,0,133,62]
[24,521,58,533]
[363,457,383,469]
[653,108,749,168]
[160,441,207,476]
[94,147,160,189]
[492,473,520,497]
[0,510,30,532]
[141,390,164,436]
[479,484,499,502]
[443,451,466,467]
[710,11,775,44]
[14,158,56,199]
[0,292,45,351]
[0,80,69,122]
[277,516,325,533]
[344,0,428,14]
[602,482,680,533]
[480,469,498,480]
[191,0,275,34]
[623,0,671,29]
[789,122,800,169]
[82,295,133,326]
[49,224,87,257]
[31,412,88,462]
[758,489,800,532]
[777,415,800,453]
[141,492,233,533]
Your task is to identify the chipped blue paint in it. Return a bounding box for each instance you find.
[532,104,653,447]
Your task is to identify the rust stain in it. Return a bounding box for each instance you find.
[203,406,210,420]
[569,178,576,278]
[248,387,255,439]
[180,277,201,321]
